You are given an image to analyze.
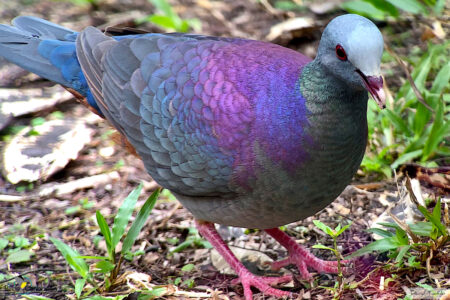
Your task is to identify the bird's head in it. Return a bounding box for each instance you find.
[317,14,385,109]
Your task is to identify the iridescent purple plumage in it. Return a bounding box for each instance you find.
[200,40,312,186]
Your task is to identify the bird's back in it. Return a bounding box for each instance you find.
[76,27,314,198]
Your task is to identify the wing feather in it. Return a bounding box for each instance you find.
[76,28,241,196]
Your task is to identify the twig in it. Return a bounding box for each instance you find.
[352,266,383,288]
[0,268,65,284]
[0,171,120,202]
[258,0,279,15]
[384,43,434,112]
[154,201,181,230]
[426,248,433,282]
[387,210,420,244]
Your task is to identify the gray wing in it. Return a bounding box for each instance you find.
[75,27,236,196]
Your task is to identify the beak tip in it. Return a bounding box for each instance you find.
[376,87,386,109]
[366,75,385,109]
[356,71,386,109]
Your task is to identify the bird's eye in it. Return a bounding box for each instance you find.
[335,44,347,61]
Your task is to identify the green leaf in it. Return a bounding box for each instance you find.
[395,245,411,262]
[313,220,335,237]
[386,0,427,14]
[336,222,351,236]
[367,227,394,238]
[139,286,171,299]
[181,263,195,272]
[341,1,387,20]
[365,0,399,16]
[377,222,400,229]
[146,15,177,30]
[65,206,81,215]
[85,296,128,300]
[6,249,33,263]
[170,240,193,253]
[161,189,177,201]
[416,205,442,236]
[432,0,446,14]
[197,240,212,249]
[149,0,176,18]
[78,255,109,260]
[75,278,85,299]
[345,238,402,258]
[423,100,449,160]
[179,20,190,33]
[122,189,160,254]
[111,183,143,250]
[50,237,90,279]
[422,198,447,236]
[274,1,305,11]
[95,260,115,273]
[431,61,450,94]
[14,236,30,248]
[383,109,413,136]
[407,255,420,267]
[416,282,435,292]
[409,221,433,237]
[0,238,9,250]
[391,149,423,169]
[412,100,432,136]
[96,211,112,257]
[312,244,335,252]
[404,50,433,103]
[22,295,55,300]
[30,117,46,127]
[394,228,410,246]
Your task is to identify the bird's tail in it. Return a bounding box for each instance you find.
[0,16,89,96]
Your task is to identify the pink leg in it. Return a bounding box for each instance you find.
[196,220,292,300]
[265,228,349,279]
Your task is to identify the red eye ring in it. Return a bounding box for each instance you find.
[335,44,347,61]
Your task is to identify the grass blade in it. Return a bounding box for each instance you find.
[122,188,160,254]
[423,100,449,160]
[341,1,387,20]
[391,149,422,169]
[345,237,401,258]
[50,237,90,279]
[96,211,112,256]
[383,109,413,136]
[431,61,450,94]
[75,278,85,299]
[386,0,427,14]
[111,183,143,250]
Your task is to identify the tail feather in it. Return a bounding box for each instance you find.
[12,16,75,40]
[0,16,82,92]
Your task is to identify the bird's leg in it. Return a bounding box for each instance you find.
[195,220,292,300]
[265,228,349,279]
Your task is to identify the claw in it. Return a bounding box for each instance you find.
[196,221,294,299]
[265,228,352,279]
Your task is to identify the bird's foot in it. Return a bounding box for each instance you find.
[265,228,351,279]
[231,272,292,300]
[195,220,292,300]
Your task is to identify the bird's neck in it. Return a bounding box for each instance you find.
[300,60,368,110]
[295,59,368,186]
[299,59,368,146]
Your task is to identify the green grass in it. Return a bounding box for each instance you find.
[50,185,161,298]
[363,41,449,177]
[342,0,446,20]
[140,0,201,32]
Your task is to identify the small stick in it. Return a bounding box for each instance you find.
[384,43,434,112]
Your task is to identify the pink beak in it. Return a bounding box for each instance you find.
[356,70,386,109]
